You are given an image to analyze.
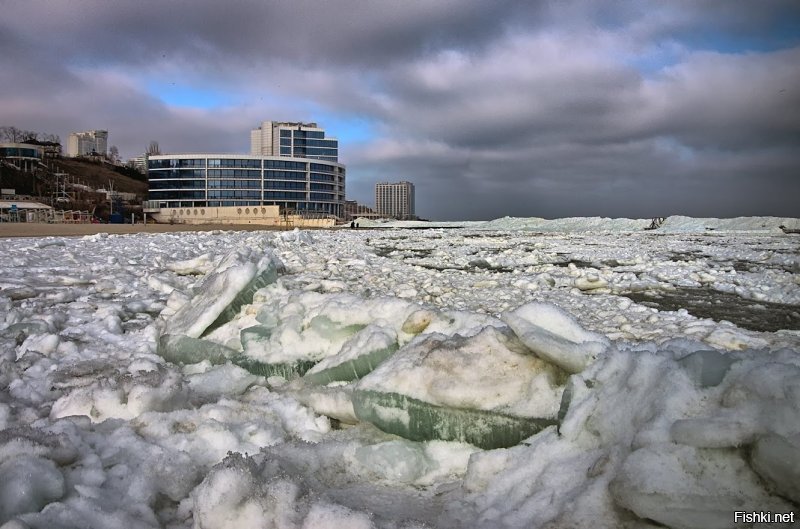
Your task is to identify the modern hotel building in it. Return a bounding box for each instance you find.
[146,122,345,219]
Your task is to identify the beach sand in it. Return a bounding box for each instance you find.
[0,223,301,238]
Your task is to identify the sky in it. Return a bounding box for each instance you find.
[1,0,798,220]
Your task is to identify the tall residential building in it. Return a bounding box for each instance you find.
[375,181,415,220]
[67,130,108,157]
[128,155,149,175]
[250,121,338,162]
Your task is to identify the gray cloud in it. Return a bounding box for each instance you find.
[1,0,798,220]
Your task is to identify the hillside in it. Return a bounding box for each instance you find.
[1,157,149,221]
[51,158,148,196]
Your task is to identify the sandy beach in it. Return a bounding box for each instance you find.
[0,223,303,238]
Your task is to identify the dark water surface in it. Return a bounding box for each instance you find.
[624,288,800,333]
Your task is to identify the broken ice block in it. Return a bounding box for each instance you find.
[401,309,436,335]
[610,444,793,529]
[0,320,51,340]
[163,248,280,338]
[574,274,609,291]
[352,390,556,449]
[243,312,367,366]
[354,440,432,483]
[288,383,358,424]
[231,354,316,380]
[354,327,565,448]
[677,349,736,388]
[0,456,65,523]
[158,334,238,365]
[240,325,272,348]
[501,302,609,373]
[304,325,398,385]
[670,416,757,448]
[556,375,593,424]
[750,434,800,503]
[307,315,366,344]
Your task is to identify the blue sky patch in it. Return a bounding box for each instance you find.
[316,112,376,143]
[147,81,233,109]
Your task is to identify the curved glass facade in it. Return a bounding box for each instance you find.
[0,146,42,159]
[147,154,345,218]
[0,143,44,172]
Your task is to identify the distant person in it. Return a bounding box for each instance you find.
[350,220,355,229]
[356,222,360,228]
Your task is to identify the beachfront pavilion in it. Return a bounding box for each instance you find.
[0,200,53,222]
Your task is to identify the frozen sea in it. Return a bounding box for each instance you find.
[1,215,799,528]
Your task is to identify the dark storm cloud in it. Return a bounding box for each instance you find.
[640,49,800,150]
[2,0,537,68]
[1,0,798,219]
[369,36,800,151]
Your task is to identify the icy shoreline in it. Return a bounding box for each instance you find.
[1,219,798,528]
[356,214,800,234]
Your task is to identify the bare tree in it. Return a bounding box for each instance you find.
[1,127,61,145]
[41,133,61,144]
[108,145,120,162]
[147,141,161,155]
[0,126,22,142]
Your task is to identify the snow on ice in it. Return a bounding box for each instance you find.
[0,215,799,528]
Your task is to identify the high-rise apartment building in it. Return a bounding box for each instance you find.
[375,181,415,220]
[250,121,338,162]
[67,130,108,157]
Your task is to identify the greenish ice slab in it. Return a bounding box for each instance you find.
[306,315,366,342]
[304,344,399,385]
[240,325,272,347]
[163,250,280,339]
[202,264,279,336]
[352,389,557,450]
[0,321,51,339]
[231,354,316,380]
[677,349,736,388]
[157,334,238,365]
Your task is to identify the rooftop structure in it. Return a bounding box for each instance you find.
[250,121,338,162]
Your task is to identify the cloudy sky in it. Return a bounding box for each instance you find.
[1,1,798,220]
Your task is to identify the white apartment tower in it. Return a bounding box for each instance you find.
[250,121,338,162]
[375,181,416,220]
[67,130,108,157]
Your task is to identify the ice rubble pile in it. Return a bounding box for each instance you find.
[324,214,800,237]
[155,247,606,449]
[476,214,800,233]
[154,245,800,528]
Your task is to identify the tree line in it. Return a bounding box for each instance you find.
[0,126,61,145]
